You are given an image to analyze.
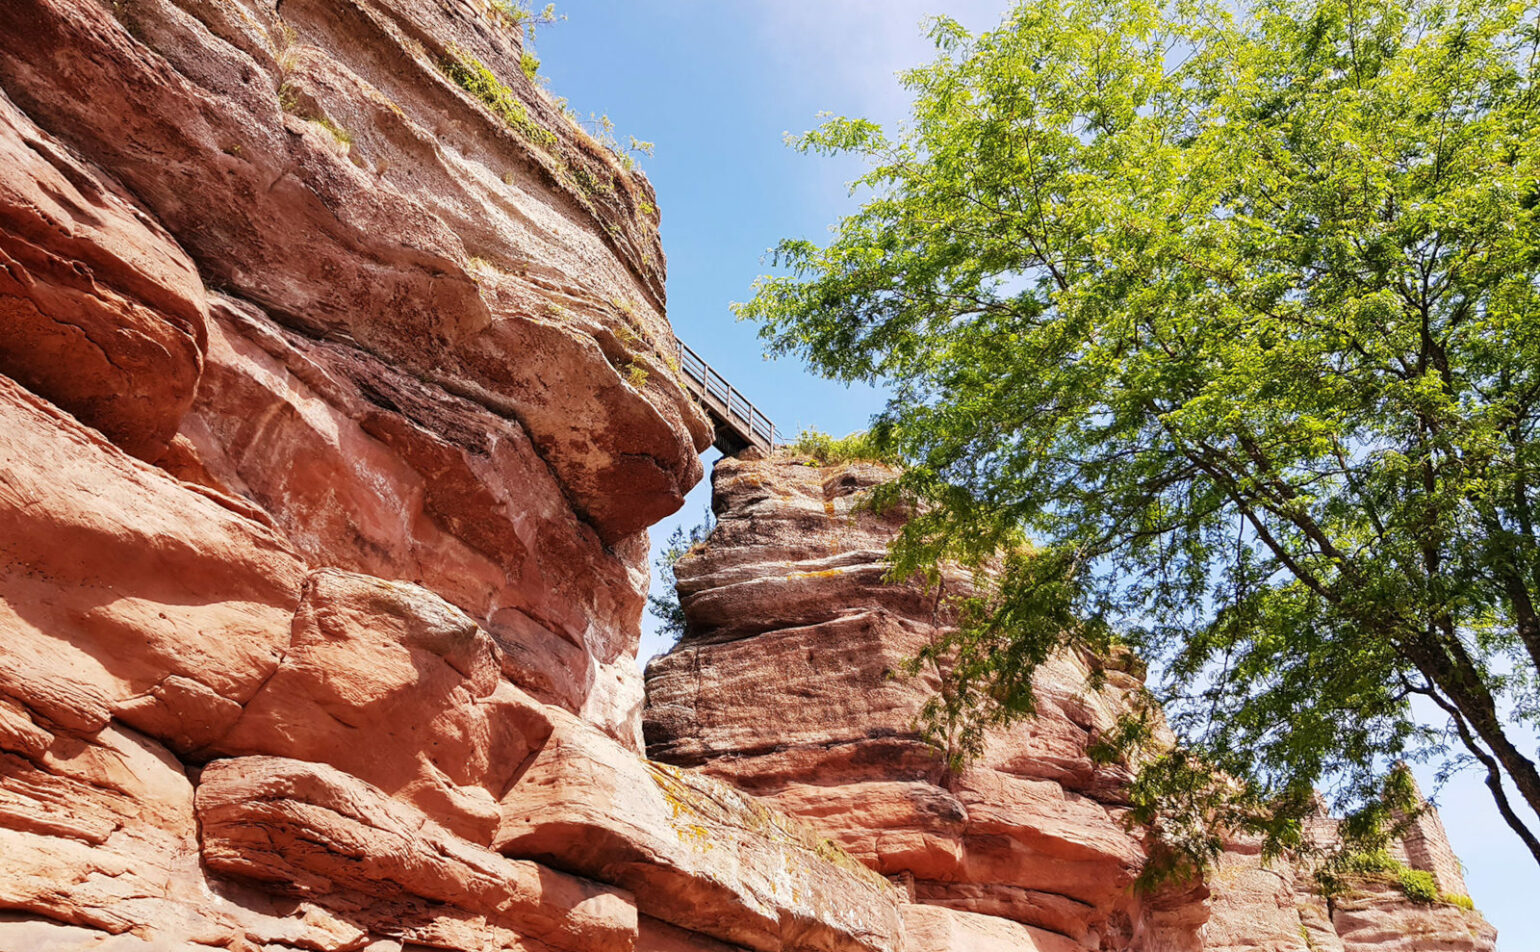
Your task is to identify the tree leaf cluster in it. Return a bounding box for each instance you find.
[739,0,1540,872]
[647,508,715,644]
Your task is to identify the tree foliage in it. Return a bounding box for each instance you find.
[739,0,1540,871]
[647,508,715,643]
[784,428,899,465]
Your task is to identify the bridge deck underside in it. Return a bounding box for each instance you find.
[675,340,776,456]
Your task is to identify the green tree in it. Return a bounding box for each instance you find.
[647,509,715,643]
[739,0,1540,871]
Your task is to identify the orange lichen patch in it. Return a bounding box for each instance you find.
[642,761,890,890]
[787,569,850,580]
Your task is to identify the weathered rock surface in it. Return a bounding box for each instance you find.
[0,374,306,752]
[0,2,1498,950]
[216,567,555,843]
[498,708,902,952]
[0,0,710,542]
[901,905,1083,952]
[0,88,207,462]
[0,358,891,949]
[0,0,712,734]
[644,455,1498,952]
[197,755,636,952]
[644,458,1172,948]
[0,3,906,948]
[174,297,647,737]
[1330,885,1496,952]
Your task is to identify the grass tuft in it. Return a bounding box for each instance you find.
[438,46,556,150]
[311,114,353,147]
[276,81,353,153]
[1397,866,1439,903]
[784,429,895,466]
[624,360,649,389]
[1320,849,1468,907]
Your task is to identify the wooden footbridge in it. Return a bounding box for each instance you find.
[675,340,778,456]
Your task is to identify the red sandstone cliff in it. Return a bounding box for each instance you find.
[0,2,1498,950]
[0,1,902,947]
[644,456,1499,952]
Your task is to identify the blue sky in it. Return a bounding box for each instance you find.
[536,4,1539,946]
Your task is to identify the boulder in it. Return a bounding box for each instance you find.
[197,755,636,952]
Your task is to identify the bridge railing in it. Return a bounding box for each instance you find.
[676,339,777,452]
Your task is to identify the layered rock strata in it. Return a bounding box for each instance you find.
[0,2,902,948]
[0,1,1500,950]
[0,366,902,950]
[0,0,716,745]
[644,456,1498,952]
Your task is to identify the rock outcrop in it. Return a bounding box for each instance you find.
[0,0,718,742]
[0,2,1497,951]
[0,1,900,947]
[644,456,1499,952]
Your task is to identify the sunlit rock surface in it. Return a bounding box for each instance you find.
[644,456,1497,952]
[0,2,1497,950]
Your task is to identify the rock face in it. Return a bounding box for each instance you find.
[0,0,713,741]
[0,3,1497,951]
[0,90,207,462]
[644,456,1499,952]
[0,0,889,946]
